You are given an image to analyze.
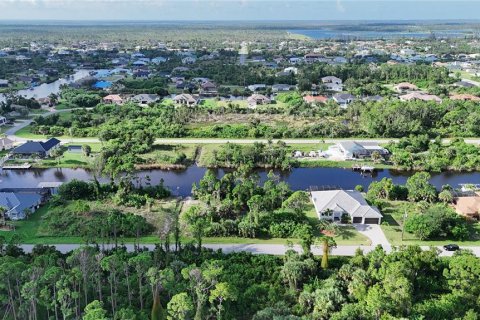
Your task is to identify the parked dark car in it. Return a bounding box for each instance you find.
[443,244,460,251]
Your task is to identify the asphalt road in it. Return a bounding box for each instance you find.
[18,243,480,257]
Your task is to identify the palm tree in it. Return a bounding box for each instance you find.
[0,206,7,226]
[318,219,339,269]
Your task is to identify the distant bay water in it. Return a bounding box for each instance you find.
[288,29,475,40]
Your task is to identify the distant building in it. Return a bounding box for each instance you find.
[247,84,267,92]
[449,94,480,102]
[394,82,418,93]
[399,92,442,103]
[103,95,124,105]
[272,84,294,92]
[173,94,199,106]
[303,95,328,105]
[321,76,343,92]
[333,93,355,108]
[0,79,8,87]
[130,94,161,105]
[247,94,271,108]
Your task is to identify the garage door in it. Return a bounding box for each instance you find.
[364,218,380,224]
[353,217,362,223]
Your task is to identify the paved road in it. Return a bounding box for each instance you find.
[6,108,91,144]
[18,243,480,257]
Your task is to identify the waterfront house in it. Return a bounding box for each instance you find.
[453,193,480,220]
[0,191,42,220]
[311,190,383,224]
[327,141,389,160]
[12,138,61,158]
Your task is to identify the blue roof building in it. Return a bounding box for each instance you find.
[12,138,61,158]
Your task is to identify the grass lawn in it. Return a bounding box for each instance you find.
[37,151,91,168]
[381,200,480,246]
[139,143,198,168]
[1,199,370,246]
[0,205,84,244]
[298,159,394,169]
[305,203,371,245]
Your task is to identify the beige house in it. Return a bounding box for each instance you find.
[247,94,271,108]
[399,92,442,103]
[0,137,14,150]
[103,94,124,105]
[453,194,480,219]
[173,94,199,106]
[394,82,418,93]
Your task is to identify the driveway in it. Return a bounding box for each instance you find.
[353,223,391,250]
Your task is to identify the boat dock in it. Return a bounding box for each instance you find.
[2,163,32,170]
[352,164,375,173]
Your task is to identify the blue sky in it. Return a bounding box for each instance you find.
[0,0,479,21]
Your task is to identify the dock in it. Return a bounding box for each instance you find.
[352,164,375,173]
[2,163,32,170]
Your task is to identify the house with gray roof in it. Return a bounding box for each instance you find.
[333,93,355,108]
[0,192,42,220]
[310,190,383,224]
[130,94,160,105]
[11,138,61,158]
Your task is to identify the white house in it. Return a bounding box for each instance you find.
[321,76,343,92]
[311,190,383,224]
[326,141,389,160]
[247,84,266,92]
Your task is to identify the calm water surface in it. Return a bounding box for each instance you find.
[1,166,479,197]
[0,69,91,103]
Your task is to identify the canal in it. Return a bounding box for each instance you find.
[1,166,479,197]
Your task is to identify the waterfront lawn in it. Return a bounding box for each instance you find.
[35,143,102,168]
[380,200,480,246]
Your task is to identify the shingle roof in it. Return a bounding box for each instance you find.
[12,138,60,154]
[311,190,382,219]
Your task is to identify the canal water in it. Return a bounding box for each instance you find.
[1,166,479,197]
[0,69,91,103]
